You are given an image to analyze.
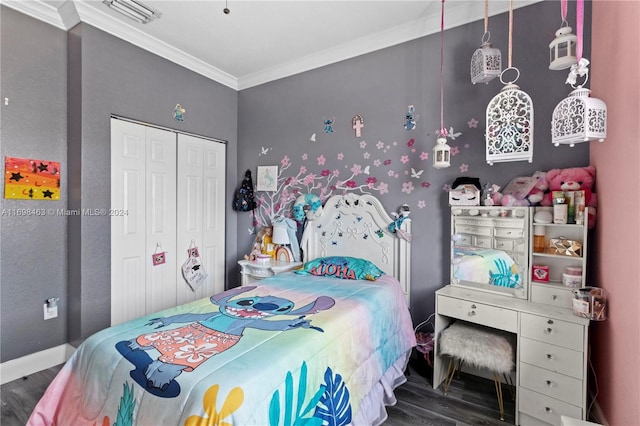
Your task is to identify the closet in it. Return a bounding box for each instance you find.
[110,117,226,325]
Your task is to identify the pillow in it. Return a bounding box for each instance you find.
[296,256,385,281]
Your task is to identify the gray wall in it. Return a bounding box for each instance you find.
[1,7,238,360]
[1,7,68,362]
[237,0,591,323]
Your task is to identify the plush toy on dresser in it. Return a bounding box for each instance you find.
[541,166,598,228]
[493,171,549,207]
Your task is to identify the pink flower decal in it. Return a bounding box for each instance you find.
[400,155,409,164]
[301,153,308,160]
[345,180,357,188]
[407,138,415,147]
[281,156,290,167]
[467,118,479,128]
[450,146,460,156]
[359,140,367,149]
[421,181,431,188]
[373,159,381,167]
[418,200,426,208]
[383,159,392,166]
[303,174,316,185]
[459,163,469,173]
[401,181,415,194]
[337,153,344,160]
[419,152,429,161]
[317,154,326,165]
[332,169,340,177]
[442,184,451,191]
[300,165,307,174]
[363,152,370,159]
[377,182,389,195]
[351,164,362,175]
[376,141,385,150]
[366,177,377,185]
[321,169,331,177]
[387,170,395,177]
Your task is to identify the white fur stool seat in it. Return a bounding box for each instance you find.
[439,321,514,374]
[439,321,515,421]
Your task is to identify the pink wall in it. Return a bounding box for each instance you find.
[590,1,640,424]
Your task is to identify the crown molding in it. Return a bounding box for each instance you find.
[73,1,239,90]
[4,0,542,91]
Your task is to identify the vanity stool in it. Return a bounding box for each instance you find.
[439,321,515,421]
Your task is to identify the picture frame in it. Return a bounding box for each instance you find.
[256,165,278,192]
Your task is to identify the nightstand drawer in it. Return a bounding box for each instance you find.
[519,387,582,425]
[520,337,584,379]
[520,313,584,351]
[437,296,517,333]
[530,285,573,309]
[519,363,583,406]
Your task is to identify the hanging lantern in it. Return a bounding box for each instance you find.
[551,0,606,147]
[549,25,577,70]
[471,2,501,84]
[433,135,451,169]
[471,40,502,84]
[485,0,533,165]
[551,87,607,146]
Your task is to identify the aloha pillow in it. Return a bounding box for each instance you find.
[296,256,385,281]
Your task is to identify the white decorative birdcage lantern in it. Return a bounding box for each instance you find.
[551,87,606,146]
[486,69,534,165]
[471,37,502,84]
[549,26,577,70]
[433,136,451,169]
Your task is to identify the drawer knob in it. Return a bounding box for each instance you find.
[470,304,477,309]
[545,407,553,413]
[545,327,554,334]
[545,380,553,386]
[547,319,554,325]
[469,310,476,316]
[551,295,558,301]
[546,353,553,360]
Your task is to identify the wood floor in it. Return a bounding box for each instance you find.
[1,355,514,425]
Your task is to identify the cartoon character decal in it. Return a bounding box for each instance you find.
[117,286,334,397]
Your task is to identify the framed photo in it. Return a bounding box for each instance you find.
[256,165,278,192]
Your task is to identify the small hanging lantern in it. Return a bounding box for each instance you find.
[471,1,501,84]
[433,134,451,169]
[549,25,577,70]
[549,0,577,71]
[485,0,534,165]
[551,0,606,147]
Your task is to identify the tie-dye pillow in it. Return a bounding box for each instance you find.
[296,256,385,281]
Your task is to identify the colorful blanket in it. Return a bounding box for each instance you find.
[28,273,415,425]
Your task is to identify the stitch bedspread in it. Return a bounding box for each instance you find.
[28,273,416,425]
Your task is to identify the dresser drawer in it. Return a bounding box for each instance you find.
[520,313,584,351]
[437,295,517,333]
[530,285,573,309]
[519,387,582,425]
[520,337,584,379]
[473,235,493,248]
[456,234,473,245]
[519,363,583,406]
[494,227,523,238]
[455,224,492,236]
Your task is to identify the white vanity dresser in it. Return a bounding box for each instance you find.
[433,206,591,426]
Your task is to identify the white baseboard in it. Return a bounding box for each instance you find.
[0,344,75,385]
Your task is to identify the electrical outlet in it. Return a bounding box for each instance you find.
[44,303,58,320]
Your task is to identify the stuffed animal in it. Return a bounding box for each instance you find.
[541,166,597,227]
[498,171,548,207]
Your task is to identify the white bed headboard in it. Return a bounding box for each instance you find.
[300,193,411,303]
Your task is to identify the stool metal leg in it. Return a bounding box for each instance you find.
[493,372,505,421]
[503,372,516,401]
[443,357,461,395]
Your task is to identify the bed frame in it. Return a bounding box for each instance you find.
[300,193,411,303]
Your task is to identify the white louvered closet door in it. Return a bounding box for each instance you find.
[176,133,226,305]
[110,119,177,325]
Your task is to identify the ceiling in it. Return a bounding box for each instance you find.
[4,0,541,90]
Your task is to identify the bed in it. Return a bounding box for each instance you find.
[28,193,416,426]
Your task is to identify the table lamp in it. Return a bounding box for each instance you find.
[272,224,294,262]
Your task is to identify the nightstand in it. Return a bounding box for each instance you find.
[238,259,303,285]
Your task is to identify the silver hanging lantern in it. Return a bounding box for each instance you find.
[471,34,502,84]
[549,25,578,71]
[551,59,607,146]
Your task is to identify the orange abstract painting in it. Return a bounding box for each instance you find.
[4,156,61,200]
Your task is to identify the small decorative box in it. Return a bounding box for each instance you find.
[532,264,550,282]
